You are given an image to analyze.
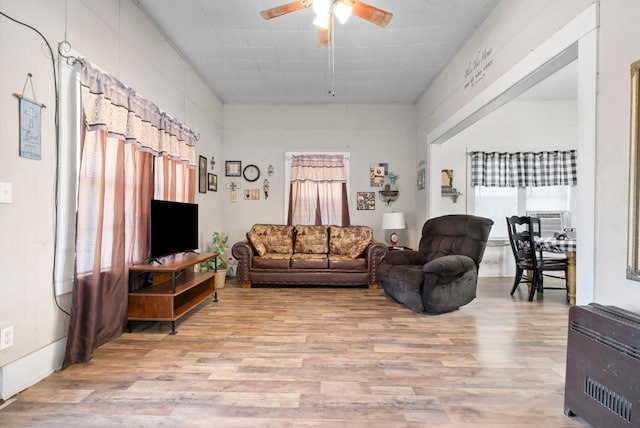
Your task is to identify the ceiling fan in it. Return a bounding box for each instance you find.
[260,0,393,47]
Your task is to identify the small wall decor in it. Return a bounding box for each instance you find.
[199,155,207,193]
[225,160,241,177]
[441,169,453,188]
[357,192,375,210]
[263,179,270,199]
[417,168,426,190]
[370,163,388,187]
[13,73,46,160]
[208,173,217,191]
[226,179,241,202]
[628,59,640,280]
[244,189,260,200]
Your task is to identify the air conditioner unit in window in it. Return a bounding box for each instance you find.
[525,211,571,237]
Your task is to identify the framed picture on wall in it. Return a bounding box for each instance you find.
[199,155,207,193]
[208,173,217,191]
[225,160,241,177]
[370,163,388,187]
[356,192,375,210]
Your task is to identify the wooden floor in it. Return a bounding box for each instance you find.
[0,277,589,427]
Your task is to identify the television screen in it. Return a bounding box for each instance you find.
[150,199,198,259]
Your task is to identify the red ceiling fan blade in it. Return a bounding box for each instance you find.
[260,1,308,20]
[351,1,393,27]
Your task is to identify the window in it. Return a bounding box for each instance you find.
[474,185,571,239]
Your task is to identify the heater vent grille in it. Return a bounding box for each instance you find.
[570,321,640,361]
[585,376,632,423]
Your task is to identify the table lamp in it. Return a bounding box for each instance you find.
[382,212,406,247]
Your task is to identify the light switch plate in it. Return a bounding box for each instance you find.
[0,182,12,203]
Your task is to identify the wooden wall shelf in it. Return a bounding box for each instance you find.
[441,192,463,203]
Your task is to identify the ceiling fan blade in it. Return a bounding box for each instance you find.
[260,1,308,20]
[351,1,393,27]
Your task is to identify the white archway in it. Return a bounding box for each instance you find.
[426,4,598,305]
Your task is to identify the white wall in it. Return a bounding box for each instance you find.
[0,0,223,399]
[593,0,640,310]
[223,104,417,248]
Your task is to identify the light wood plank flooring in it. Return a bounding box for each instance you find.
[0,277,589,427]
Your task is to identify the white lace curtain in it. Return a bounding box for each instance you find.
[288,154,350,226]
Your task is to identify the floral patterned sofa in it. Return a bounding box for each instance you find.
[231,224,387,288]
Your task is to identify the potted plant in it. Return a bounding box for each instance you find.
[202,230,229,289]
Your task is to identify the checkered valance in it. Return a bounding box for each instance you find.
[470,150,577,187]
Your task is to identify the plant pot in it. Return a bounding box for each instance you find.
[214,269,227,289]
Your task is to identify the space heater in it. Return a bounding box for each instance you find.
[564,303,640,426]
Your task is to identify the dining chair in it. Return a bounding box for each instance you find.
[506,216,569,301]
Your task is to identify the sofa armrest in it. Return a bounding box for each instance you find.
[232,240,254,283]
[383,250,427,266]
[423,254,476,277]
[365,240,388,285]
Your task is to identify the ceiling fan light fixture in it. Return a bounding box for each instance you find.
[334,2,352,24]
[313,0,331,15]
[313,12,331,29]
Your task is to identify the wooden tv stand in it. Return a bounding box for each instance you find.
[127,252,218,334]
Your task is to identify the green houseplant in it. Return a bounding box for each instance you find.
[202,230,229,289]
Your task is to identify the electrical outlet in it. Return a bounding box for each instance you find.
[0,326,14,350]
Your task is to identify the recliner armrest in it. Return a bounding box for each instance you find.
[383,250,427,265]
[423,254,476,276]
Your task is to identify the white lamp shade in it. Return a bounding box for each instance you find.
[382,212,406,230]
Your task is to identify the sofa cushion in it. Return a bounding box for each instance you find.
[294,225,329,254]
[328,254,367,270]
[250,224,294,254]
[329,226,373,258]
[253,253,291,269]
[247,230,267,256]
[291,253,328,269]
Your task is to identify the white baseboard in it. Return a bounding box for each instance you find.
[0,338,66,401]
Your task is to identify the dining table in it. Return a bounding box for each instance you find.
[534,236,577,304]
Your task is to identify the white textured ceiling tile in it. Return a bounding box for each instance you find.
[216,29,249,48]
[257,63,282,74]
[136,0,502,103]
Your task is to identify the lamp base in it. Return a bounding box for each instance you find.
[389,231,399,247]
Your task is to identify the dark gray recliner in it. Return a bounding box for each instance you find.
[379,214,493,313]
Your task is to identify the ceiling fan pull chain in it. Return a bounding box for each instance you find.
[328,13,336,97]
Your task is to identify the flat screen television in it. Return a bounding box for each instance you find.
[149,199,198,260]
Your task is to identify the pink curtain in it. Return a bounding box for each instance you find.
[288,154,350,226]
[63,66,196,367]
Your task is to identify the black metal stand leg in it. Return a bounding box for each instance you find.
[213,291,218,302]
[170,321,177,335]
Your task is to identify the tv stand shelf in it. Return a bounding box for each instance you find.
[128,252,218,334]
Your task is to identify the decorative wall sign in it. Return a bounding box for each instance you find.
[244,189,260,200]
[464,47,493,89]
[13,73,45,160]
[357,192,375,210]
